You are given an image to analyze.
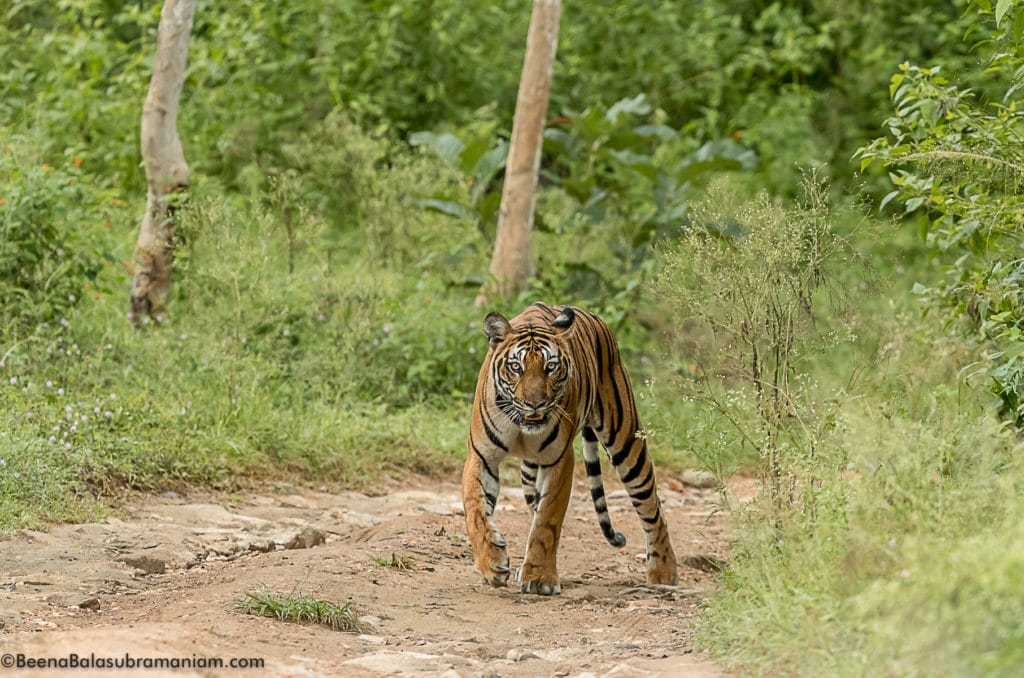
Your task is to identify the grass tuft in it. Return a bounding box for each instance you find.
[370,552,416,570]
[233,590,363,632]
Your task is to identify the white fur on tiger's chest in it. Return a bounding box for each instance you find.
[508,419,577,466]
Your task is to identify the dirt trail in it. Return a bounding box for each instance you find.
[0,474,747,677]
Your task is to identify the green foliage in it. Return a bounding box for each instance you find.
[857,1,1024,424]
[698,385,1024,676]
[657,177,855,508]
[0,131,126,332]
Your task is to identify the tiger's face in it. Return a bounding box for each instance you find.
[484,311,572,431]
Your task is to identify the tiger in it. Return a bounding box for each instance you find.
[462,302,678,595]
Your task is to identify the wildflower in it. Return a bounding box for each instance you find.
[80,415,87,422]
[68,294,76,302]
[65,405,72,412]
[104,411,112,418]
[0,459,5,466]
[69,425,77,434]
[9,377,16,385]
[94,407,100,415]
[72,156,83,168]
[58,388,65,396]
[46,380,53,388]
[65,442,72,450]
[49,436,56,444]
[25,412,32,418]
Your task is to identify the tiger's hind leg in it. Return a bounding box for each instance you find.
[582,426,626,547]
[602,429,678,586]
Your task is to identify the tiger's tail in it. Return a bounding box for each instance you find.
[582,426,626,548]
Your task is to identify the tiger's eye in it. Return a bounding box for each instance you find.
[508,361,523,375]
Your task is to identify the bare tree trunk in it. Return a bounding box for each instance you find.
[478,0,561,306]
[130,0,195,323]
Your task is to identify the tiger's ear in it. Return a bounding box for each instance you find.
[553,306,576,330]
[484,312,512,347]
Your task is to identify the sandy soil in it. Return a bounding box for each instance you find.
[0,472,748,677]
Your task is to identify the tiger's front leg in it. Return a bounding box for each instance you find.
[462,445,510,587]
[518,445,575,595]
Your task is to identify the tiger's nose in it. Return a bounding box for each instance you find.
[523,397,545,411]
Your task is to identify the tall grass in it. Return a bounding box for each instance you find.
[659,183,1024,675]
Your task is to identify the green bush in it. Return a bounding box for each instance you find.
[0,130,125,333]
[858,0,1024,424]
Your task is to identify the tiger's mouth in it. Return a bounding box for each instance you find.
[518,412,549,429]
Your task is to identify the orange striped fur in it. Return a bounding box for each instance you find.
[462,303,678,594]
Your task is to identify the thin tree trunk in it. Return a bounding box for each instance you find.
[130,0,195,323]
[478,0,561,306]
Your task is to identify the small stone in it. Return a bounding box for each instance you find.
[282,527,326,550]
[680,470,717,489]
[506,648,539,662]
[246,539,275,553]
[358,634,387,645]
[272,483,299,499]
[358,615,383,629]
[72,595,101,610]
[119,551,169,575]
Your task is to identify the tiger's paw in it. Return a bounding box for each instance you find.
[474,532,510,588]
[517,564,561,595]
[645,554,679,586]
[519,577,562,596]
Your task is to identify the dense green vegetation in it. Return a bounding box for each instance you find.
[3,0,1024,674]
